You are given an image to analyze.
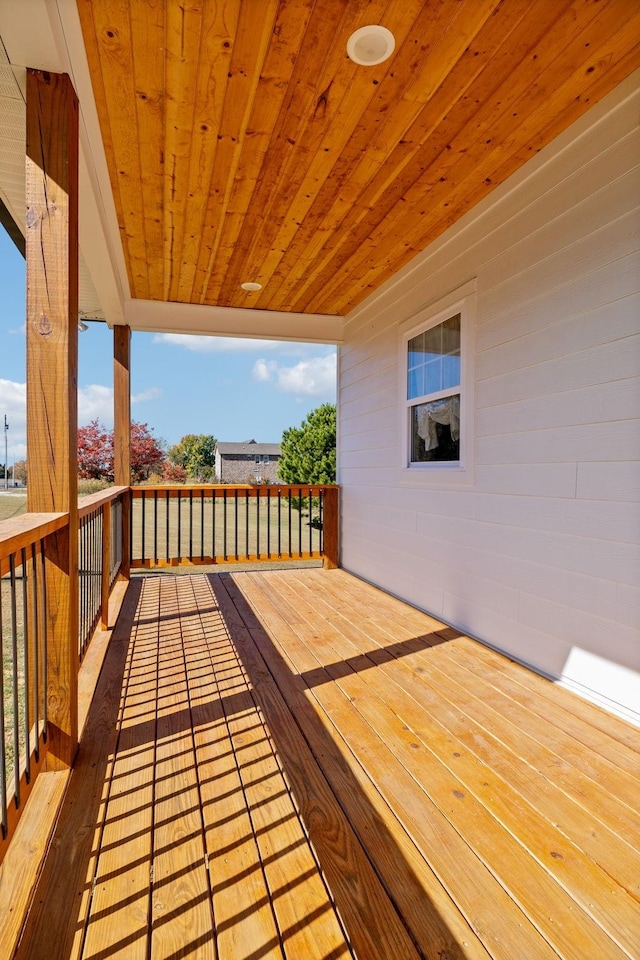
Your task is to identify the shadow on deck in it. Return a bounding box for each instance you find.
[9,569,640,960]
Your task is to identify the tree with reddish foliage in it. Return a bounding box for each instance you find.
[130,421,166,481]
[78,419,114,480]
[162,462,187,483]
[77,419,165,482]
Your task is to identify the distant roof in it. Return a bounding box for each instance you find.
[216,442,281,456]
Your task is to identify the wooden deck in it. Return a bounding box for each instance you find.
[9,568,640,960]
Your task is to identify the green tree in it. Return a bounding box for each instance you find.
[278,403,336,484]
[168,434,217,480]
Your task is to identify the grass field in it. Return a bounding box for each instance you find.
[0,493,27,522]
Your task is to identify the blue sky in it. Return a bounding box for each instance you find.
[0,227,336,466]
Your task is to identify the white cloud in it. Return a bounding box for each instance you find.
[252,359,277,382]
[78,384,162,426]
[251,353,337,398]
[154,333,335,357]
[0,379,161,463]
[78,384,114,425]
[132,387,162,403]
[154,333,284,353]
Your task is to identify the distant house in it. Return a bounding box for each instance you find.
[215,440,282,484]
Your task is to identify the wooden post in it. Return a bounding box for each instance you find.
[322,486,339,569]
[100,502,111,630]
[114,325,131,579]
[25,69,79,769]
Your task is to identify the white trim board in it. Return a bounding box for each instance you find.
[124,298,344,344]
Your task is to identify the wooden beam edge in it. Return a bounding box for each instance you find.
[0,769,70,960]
[77,485,129,518]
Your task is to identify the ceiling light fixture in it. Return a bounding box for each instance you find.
[347,25,395,66]
[241,281,262,292]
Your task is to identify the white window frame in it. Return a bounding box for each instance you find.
[398,280,476,484]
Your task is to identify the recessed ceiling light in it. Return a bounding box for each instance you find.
[241,281,262,292]
[347,25,395,66]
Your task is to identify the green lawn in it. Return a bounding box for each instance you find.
[131,493,322,564]
[0,493,27,522]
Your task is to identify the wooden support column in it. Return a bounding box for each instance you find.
[25,69,79,769]
[114,325,131,579]
[322,486,339,569]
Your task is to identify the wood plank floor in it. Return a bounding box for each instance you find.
[12,569,640,960]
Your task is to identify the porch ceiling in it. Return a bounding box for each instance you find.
[76,0,640,319]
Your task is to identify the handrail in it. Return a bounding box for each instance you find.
[0,513,67,569]
[78,485,129,519]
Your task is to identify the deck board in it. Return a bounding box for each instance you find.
[237,570,634,960]
[266,569,640,958]
[12,569,640,960]
[180,574,285,960]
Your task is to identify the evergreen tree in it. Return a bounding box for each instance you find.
[278,404,336,484]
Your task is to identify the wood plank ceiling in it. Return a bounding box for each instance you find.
[77,0,640,317]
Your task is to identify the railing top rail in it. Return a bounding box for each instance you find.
[78,485,129,518]
[131,484,251,494]
[0,512,68,561]
[131,483,338,497]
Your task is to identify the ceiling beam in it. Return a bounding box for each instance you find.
[123,299,344,345]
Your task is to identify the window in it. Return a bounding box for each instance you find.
[407,313,461,463]
[399,282,475,477]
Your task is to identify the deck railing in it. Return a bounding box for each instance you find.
[130,484,338,569]
[0,488,128,862]
[0,513,66,856]
[78,489,125,660]
[0,482,338,862]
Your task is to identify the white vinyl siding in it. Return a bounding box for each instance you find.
[337,71,640,723]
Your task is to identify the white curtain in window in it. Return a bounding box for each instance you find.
[416,395,460,452]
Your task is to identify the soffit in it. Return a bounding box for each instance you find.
[0,37,103,318]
